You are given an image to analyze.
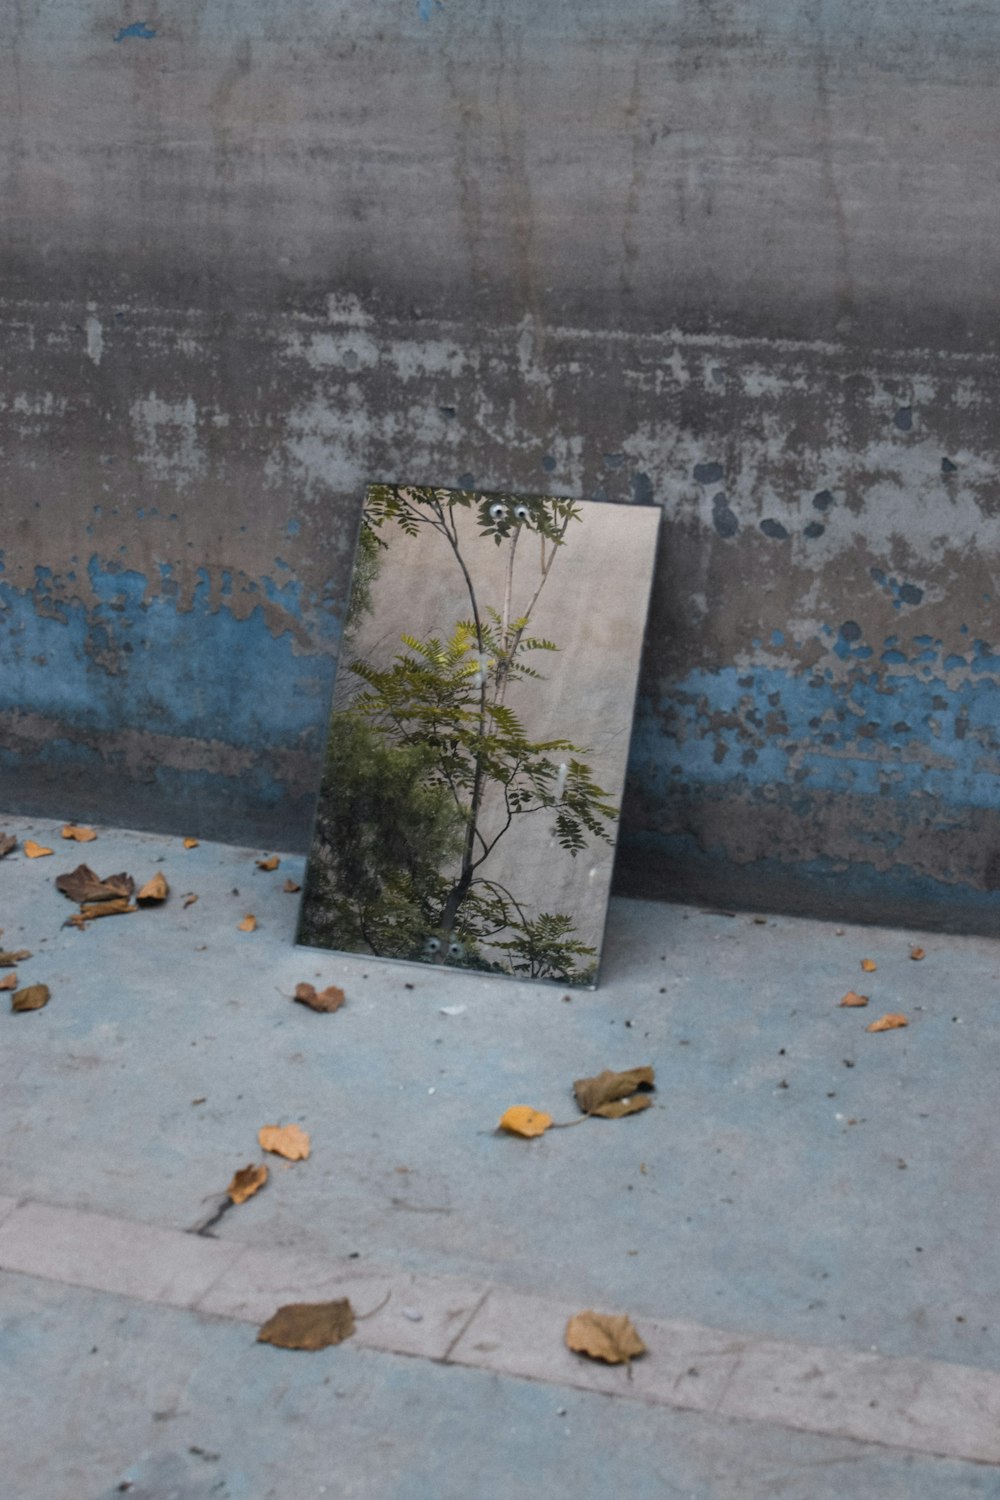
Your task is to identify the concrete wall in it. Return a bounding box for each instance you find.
[2,1,999,931]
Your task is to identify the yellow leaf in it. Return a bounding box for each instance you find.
[294,982,346,1014]
[839,990,869,1007]
[0,974,16,991]
[24,840,53,859]
[226,1162,269,1205]
[257,855,280,871]
[137,871,169,904]
[565,1310,646,1365]
[183,837,199,849]
[258,1123,311,1160]
[910,946,925,961]
[61,825,97,842]
[238,914,258,932]
[257,1300,354,1350]
[498,1106,552,1138]
[867,1013,909,1033]
[860,958,877,972]
[573,1066,656,1118]
[12,983,50,1013]
[283,878,302,894]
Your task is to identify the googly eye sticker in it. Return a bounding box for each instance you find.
[489,501,507,521]
[513,503,531,522]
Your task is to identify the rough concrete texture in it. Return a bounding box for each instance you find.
[3,816,1000,1496]
[2,3,1000,929]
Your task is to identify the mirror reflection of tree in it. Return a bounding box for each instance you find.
[300,486,618,982]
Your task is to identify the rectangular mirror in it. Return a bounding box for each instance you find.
[297,484,659,986]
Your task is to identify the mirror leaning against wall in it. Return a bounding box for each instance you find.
[297,483,659,987]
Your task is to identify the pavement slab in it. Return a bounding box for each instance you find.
[2,812,1000,1489]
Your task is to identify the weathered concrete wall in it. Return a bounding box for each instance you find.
[2,2,999,930]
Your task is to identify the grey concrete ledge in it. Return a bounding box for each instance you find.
[1,1199,997,1467]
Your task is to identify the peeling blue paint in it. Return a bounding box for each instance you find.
[0,560,340,750]
[113,22,156,42]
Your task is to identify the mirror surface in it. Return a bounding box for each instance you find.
[298,484,659,986]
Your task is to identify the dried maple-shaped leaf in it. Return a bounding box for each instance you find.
[56,865,135,904]
[137,871,169,904]
[573,1067,656,1118]
[0,950,31,967]
[839,991,869,1007]
[294,982,345,1014]
[283,878,301,893]
[565,1310,647,1365]
[12,983,50,1013]
[61,825,97,843]
[867,1013,909,1033]
[257,1299,355,1351]
[0,833,17,858]
[0,974,17,991]
[24,840,53,859]
[238,914,257,932]
[258,1123,311,1160]
[860,958,877,973]
[498,1106,552,1138]
[183,837,199,849]
[910,946,925,961]
[257,855,280,871]
[227,1162,269,1204]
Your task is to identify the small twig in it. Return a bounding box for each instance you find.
[355,1289,392,1321]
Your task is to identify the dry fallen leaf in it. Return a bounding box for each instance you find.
[0,950,31,968]
[283,878,301,894]
[565,1310,647,1365]
[56,865,135,904]
[12,983,50,1013]
[0,833,18,858]
[68,899,138,927]
[238,914,258,933]
[183,837,199,849]
[137,871,169,904]
[498,1106,553,1138]
[867,1013,909,1033]
[0,974,17,991]
[183,892,199,909]
[839,991,869,1008]
[24,840,53,859]
[573,1067,656,1119]
[61,825,97,843]
[910,946,925,961]
[227,1163,269,1205]
[294,982,346,1014]
[257,1300,355,1351]
[258,1123,311,1160]
[861,958,877,973]
[257,855,280,871]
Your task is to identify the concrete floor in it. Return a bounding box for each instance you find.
[2,814,999,1498]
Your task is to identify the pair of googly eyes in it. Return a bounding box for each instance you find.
[424,936,465,959]
[489,502,532,523]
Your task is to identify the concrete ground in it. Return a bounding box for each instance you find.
[2,814,999,1499]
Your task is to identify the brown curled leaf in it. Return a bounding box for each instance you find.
[0,950,31,968]
[258,1123,310,1160]
[573,1066,656,1118]
[227,1163,269,1205]
[24,840,53,859]
[12,983,50,1013]
[293,982,345,1014]
[867,1013,909,1033]
[839,991,869,1007]
[137,871,169,904]
[0,833,16,858]
[257,855,280,871]
[56,865,135,904]
[860,958,877,973]
[61,825,97,842]
[238,914,257,932]
[283,878,302,894]
[257,1299,355,1350]
[910,946,925,961]
[565,1310,646,1365]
